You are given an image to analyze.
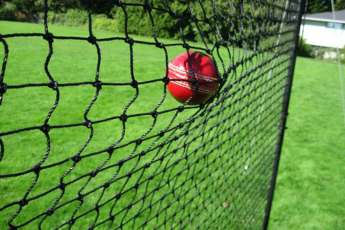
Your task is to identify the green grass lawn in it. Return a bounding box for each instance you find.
[0,21,208,230]
[268,58,345,229]
[1,20,274,230]
[1,20,344,230]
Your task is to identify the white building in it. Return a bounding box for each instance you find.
[300,10,345,49]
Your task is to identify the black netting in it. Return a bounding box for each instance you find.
[0,0,304,229]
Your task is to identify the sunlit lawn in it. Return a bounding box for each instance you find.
[269,58,345,229]
[1,20,344,230]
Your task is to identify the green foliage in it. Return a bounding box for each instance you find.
[0,0,116,22]
[38,11,66,25]
[191,0,233,44]
[335,0,345,10]
[310,48,325,59]
[297,38,312,57]
[37,9,86,27]
[116,0,193,40]
[309,47,345,62]
[307,0,332,13]
[46,0,81,13]
[341,45,345,63]
[93,18,117,32]
[306,0,345,13]
[85,0,116,17]
[36,9,118,31]
[115,0,247,44]
[3,0,44,22]
[189,0,274,49]
[1,0,344,37]
[0,2,17,21]
[0,0,301,48]
[64,9,88,27]
[307,0,344,13]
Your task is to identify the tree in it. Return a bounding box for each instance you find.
[335,0,345,10]
[307,0,332,13]
[0,0,116,22]
[6,0,45,22]
[46,0,81,13]
[116,0,195,40]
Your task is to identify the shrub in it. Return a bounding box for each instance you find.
[92,14,108,20]
[52,14,67,25]
[65,9,88,27]
[0,2,18,21]
[38,12,66,25]
[310,48,325,59]
[36,10,117,31]
[341,46,345,64]
[93,18,117,32]
[297,37,312,57]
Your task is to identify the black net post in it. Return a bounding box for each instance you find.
[262,0,307,228]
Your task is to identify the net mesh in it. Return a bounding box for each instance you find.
[0,0,302,229]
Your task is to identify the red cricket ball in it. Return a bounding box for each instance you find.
[167,51,219,105]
